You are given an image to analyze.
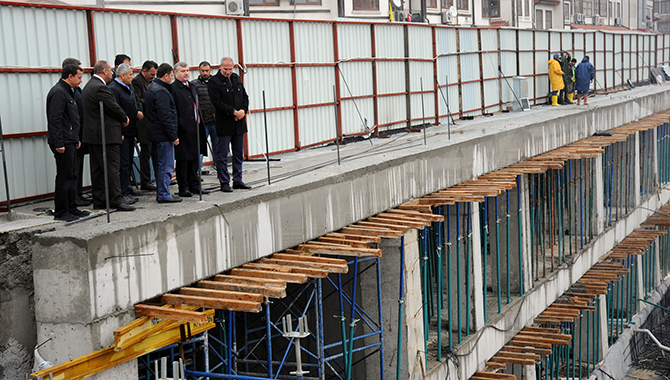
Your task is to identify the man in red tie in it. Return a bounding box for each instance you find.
[171,62,209,197]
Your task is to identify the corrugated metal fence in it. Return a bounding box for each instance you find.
[0,1,669,204]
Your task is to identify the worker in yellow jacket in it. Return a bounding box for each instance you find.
[548,53,564,107]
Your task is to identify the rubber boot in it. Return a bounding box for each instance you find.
[567,93,576,104]
[551,95,560,106]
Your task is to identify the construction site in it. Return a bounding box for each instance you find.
[4,2,670,380]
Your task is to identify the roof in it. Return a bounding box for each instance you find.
[570,23,635,32]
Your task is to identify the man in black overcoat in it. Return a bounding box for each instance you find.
[171,62,208,197]
[208,57,251,193]
[81,60,134,211]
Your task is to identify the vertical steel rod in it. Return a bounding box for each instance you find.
[0,113,10,212]
[262,90,271,185]
[421,77,426,145]
[333,85,341,166]
[99,101,110,223]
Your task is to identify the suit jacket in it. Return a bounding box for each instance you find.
[208,71,249,136]
[171,80,207,161]
[109,79,139,138]
[46,79,80,148]
[132,73,151,144]
[82,75,127,145]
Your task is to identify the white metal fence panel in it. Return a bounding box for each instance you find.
[500,29,518,107]
[561,31,574,53]
[337,24,374,135]
[480,29,500,112]
[550,31,561,53]
[436,27,459,124]
[247,110,295,156]
[460,28,482,115]
[623,34,631,83]
[298,106,337,147]
[375,24,406,129]
[408,25,434,126]
[0,136,53,202]
[0,5,89,68]
[177,16,239,67]
[243,19,294,154]
[295,22,333,63]
[338,23,371,59]
[614,34,623,88]
[594,32,605,88]
[94,11,172,65]
[535,31,550,101]
[518,30,536,103]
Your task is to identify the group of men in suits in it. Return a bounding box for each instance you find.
[46,56,251,220]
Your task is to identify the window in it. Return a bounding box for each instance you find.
[546,10,552,27]
[457,0,468,10]
[292,0,321,3]
[526,0,531,17]
[536,8,544,28]
[249,0,278,5]
[442,0,454,8]
[483,0,500,17]
[428,0,437,8]
[354,0,379,10]
[616,2,620,17]
[563,1,570,21]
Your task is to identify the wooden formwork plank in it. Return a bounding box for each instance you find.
[213,274,287,288]
[472,372,517,380]
[367,216,428,229]
[516,331,571,341]
[179,287,263,303]
[484,362,508,370]
[514,334,569,345]
[316,236,373,248]
[397,203,434,212]
[341,226,404,238]
[521,326,560,333]
[489,356,535,366]
[502,345,552,356]
[260,258,348,274]
[242,263,293,273]
[385,209,444,222]
[162,294,262,313]
[325,232,381,243]
[229,268,308,284]
[198,280,286,298]
[271,253,349,265]
[508,339,552,349]
[298,243,382,257]
[497,350,542,361]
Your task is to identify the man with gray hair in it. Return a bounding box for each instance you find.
[208,57,250,192]
[171,61,208,197]
[109,63,142,203]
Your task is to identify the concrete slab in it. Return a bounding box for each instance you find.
[4,82,670,378]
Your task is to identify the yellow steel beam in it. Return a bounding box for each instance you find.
[30,309,215,380]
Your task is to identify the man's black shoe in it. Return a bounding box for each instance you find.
[141,183,157,191]
[124,196,139,205]
[178,190,193,197]
[220,183,233,193]
[55,212,79,222]
[233,181,252,190]
[69,208,91,217]
[74,198,92,207]
[115,203,136,211]
[191,188,211,195]
[128,188,142,196]
[158,196,182,203]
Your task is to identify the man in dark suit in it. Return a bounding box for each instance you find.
[133,60,159,191]
[208,57,251,193]
[61,57,92,207]
[46,64,90,222]
[109,63,142,202]
[171,61,208,197]
[82,60,135,211]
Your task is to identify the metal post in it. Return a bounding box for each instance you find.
[517,176,523,296]
[0,113,11,212]
[482,201,488,323]
[421,77,426,145]
[446,76,452,139]
[495,196,501,313]
[436,206,443,362]
[262,91,271,185]
[446,205,453,350]
[99,101,111,223]
[506,190,510,304]
[345,257,359,380]
[456,202,462,344]
[333,85,341,166]
[466,203,472,336]
[195,96,202,201]
[265,299,273,378]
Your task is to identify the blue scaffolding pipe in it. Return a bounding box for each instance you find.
[344,256,359,380]
[397,235,405,380]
